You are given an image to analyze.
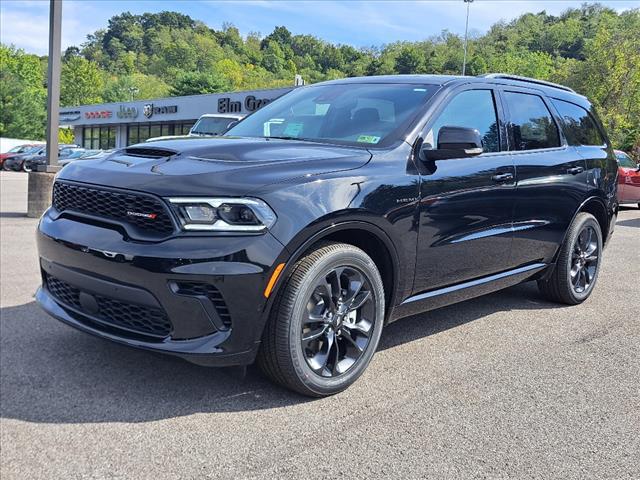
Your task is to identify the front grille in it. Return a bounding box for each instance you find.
[45,274,172,338]
[174,281,232,328]
[52,181,175,236]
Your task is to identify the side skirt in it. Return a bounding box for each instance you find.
[390,263,547,322]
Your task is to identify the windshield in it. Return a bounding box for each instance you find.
[226,83,439,147]
[191,117,239,136]
[616,152,636,168]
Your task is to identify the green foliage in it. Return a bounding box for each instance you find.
[1,5,638,149]
[169,71,230,96]
[60,56,104,106]
[395,45,425,74]
[103,73,170,102]
[0,45,46,139]
[58,127,75,144]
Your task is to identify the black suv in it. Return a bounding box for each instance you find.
[36,74,618,396]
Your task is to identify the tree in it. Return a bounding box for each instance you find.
[169,71,230,96]
[1,5,639,149]
[0,45,46,139]
[102,73,170,102]
[395,45,425,74]
[60,56,104,106]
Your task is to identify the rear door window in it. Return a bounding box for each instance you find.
[551,99,605,146]
[504,92,560,151]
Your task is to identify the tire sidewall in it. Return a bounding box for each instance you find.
[562,215,603,303]
[285,247,384,396]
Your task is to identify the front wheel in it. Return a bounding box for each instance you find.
[257,242,385,397]
[538,212,603,304]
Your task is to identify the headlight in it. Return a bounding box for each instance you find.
[167,197,277,232]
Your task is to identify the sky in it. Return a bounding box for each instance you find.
[1,0,638,55]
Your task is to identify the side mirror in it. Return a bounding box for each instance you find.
[636,163,640,172]
[421,126,483,161]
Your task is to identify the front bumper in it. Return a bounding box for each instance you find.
[36,209,288,366]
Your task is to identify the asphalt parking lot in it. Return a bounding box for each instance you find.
[1,170,638,479]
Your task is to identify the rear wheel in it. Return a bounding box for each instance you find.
[257,242,385,397]
[538,212,602,304]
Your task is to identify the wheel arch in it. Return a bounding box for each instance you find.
[577,196,610,244]
[268,221,401,323]
[554,196,609,265]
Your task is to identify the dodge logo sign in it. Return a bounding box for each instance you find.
[143,104,154,119]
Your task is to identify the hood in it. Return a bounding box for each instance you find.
[58,137,372,197]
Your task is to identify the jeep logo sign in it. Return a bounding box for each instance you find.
[218,95,273,114]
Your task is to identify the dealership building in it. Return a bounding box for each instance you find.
[59,86,294,150]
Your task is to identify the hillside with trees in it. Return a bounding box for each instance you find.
[1,4,638,151]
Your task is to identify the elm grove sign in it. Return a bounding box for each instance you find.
[218,95,273,114]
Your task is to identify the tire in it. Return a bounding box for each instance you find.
[538,212,603,305]
[22,162,32,172]
[257,241,385,397]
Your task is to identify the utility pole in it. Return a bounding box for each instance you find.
[28,0,62,217]
[43,0,63,172]
[462,0,473,76]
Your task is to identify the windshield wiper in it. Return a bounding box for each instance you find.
[266,136,306,141]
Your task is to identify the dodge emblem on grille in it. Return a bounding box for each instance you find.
[126,210,157,220]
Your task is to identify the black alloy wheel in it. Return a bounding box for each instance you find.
[538,212,603,304]
[258,242,385,397]
[570,224,599,294]
[301,266,375,377]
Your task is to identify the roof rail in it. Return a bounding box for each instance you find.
[479,73,575,93]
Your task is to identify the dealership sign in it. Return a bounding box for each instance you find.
[60,110,81,122]
[143,103,178,119]
[85,110,113,120]
[218,95,273,114]
[117,105,139,119]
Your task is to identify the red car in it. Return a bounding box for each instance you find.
[0,144,42,169]
[615,150,640,208]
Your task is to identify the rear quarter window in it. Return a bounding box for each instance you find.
[551,99,605,146]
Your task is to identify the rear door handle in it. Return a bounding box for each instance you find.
[567,166,585,175]
[491,173,514,183]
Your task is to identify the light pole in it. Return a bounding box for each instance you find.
[128,86,139,102]
[27,0,63,217]
[44,0,62,171]
[462,0,473,76]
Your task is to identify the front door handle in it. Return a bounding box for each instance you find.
[491,172,514,183]
[567,166,585,175]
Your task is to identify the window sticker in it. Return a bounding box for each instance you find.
[356,135,381,144]
[283,122,304,137]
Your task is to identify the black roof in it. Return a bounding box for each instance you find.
[316,73,586,105]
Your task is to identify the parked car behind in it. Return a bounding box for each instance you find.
[23,147,86,172]
[1,145,44,170]
[146,114,244,142]
[59,149,114,167]
[36,74,617,397]
[14,145,79,172]
[615,150,640,208]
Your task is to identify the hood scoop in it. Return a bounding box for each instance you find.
[123,147,177,159]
